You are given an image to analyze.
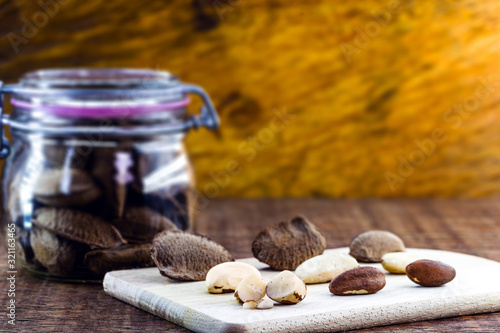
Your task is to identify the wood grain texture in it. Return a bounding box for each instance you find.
[103,248,500,333]
[1,1,500,197]
[1,199,499,332]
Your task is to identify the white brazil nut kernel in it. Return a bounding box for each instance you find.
[242,296,274,310]
[266,270,307,304]
[234,275,267,303]
[295,253,359,284]
[381,252,436,274]
[206,262,261,294]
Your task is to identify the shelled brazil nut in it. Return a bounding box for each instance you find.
[349,230,405,263]
[381,252,435,274]
[406,259,456,287]
[329,266,386,295]
[206,262,262,293]
[295,253,359,284]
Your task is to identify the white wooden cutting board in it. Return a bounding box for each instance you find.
[103,248,500,333]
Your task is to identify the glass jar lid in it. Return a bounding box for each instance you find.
[0,68,220,157]
[10,68,190,118]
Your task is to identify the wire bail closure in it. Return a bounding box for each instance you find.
[0,81,219,159]
[0,82,11,159]
[180,84,219,131]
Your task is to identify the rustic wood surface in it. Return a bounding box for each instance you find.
[1,198,500,332]
[2,1,500,198]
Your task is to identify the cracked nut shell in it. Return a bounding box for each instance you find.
[406,259,456,287]
[33,208,126,248]
[329,266,386,295]
[84,243,155,275]
[30,226,77,275]
[252,216,326,270]
[349,230,405,263]
[151,230,234,281]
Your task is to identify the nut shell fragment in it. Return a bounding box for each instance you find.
[84,243,155,275]
[33,208,126,248]
[349,230,405,263]
[206,262,262,294]
[252,216,326,270]
[329,266,386,295]
[30,226,77,275]
[151,230,234,281]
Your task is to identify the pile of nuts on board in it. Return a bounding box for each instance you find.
[150,216,456,310]
[11,160,191,280]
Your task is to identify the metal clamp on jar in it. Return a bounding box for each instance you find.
[0,69,219,282]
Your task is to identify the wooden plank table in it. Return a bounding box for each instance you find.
[1,199,499,332]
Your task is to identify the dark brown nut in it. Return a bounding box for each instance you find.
[30,226,77,275]
[406,259,456,287]
[113,206,177,241]
[84,243,155,275]
[151,230,234,281]
[252,216,326,270]
[329,266,386,295]
[33,168,101,206]
[349,230,405,263]
[33,208,126,248]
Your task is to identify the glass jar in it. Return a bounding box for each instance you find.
[0,69,219,282]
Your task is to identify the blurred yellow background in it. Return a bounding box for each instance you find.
[1,0,500,198]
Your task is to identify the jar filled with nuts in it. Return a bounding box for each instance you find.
[0,69,219,282]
